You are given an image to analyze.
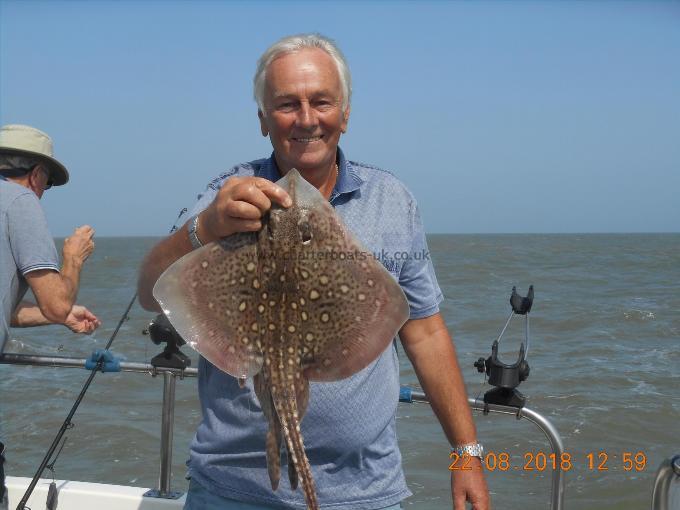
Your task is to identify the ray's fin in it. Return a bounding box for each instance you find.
[153,233,264,379]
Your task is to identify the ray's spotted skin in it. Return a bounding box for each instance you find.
[154,169,410,509]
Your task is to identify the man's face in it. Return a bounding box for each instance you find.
[258,48,350,174]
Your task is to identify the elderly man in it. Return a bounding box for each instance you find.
[138,34,489,510]
[0,124,100,508]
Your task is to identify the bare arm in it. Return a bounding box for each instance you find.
[137,222,198,311]
[11,300,101,333]
[10,300,51,327]
[137,176,291,311]
[400,313,490,510]
[24,226,95,323]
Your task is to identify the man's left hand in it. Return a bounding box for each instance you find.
[451,457,490,510]
[64,305,101,334]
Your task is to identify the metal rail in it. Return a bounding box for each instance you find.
[2,353,566,508]
[0,353,198,377]
[0,353,196,500]
[402,388,565,510]
[651,455,680,510]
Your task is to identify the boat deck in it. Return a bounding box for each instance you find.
[6,476,186,510]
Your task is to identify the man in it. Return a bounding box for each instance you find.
[0,124,101,509]
[138,34,489,509]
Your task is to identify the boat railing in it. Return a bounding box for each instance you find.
[651,455,680,510]
[399,386,565,510]
[0,352,197,500]
[1,352,567,509]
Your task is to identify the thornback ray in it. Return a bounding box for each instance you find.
[153,168,410,510]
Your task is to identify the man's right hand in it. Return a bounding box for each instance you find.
[198,176,291,243]
[62,225,95,266]
[64,305,101,333]
[137,176,291,312]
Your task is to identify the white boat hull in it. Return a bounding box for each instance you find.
[6,476,186,509]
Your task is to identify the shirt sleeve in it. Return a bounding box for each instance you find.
[399,200,444,319]
[187,188,218,222]
[7,192,60,275]
[168,181,222,233]
[175,165,253,230]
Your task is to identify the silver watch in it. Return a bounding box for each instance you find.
[452,442,484,459]
[187,214,203,249]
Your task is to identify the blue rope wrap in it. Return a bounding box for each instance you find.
[85,349,121,372]
[399,386,413,403]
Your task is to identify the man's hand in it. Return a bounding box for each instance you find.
[198,176,291,243]
[62,225,95,266]
[451,458,490,510]
[138,176,292,311]
[64,305,101,334]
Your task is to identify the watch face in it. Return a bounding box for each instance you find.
[469,445,483,456]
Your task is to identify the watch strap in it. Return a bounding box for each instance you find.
[452,442,484,459]
[188,214,203,250]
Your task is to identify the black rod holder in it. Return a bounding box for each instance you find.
[475,286,534,408]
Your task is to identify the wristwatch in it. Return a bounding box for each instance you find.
[452,442,484,459]
[187,214,203,249]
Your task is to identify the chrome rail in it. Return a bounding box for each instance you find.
[2,353,566,508]
[143,371,186,500]
[404,388,565,510]
[0,353,197,500]
[0,353,197,377]
[651,455,680,510]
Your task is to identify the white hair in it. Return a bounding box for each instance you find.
[253,33,352,114]
[0,154,41,171]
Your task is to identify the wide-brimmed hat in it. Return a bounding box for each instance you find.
[0,124,69,186]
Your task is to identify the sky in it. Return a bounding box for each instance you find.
[1,0,678,236]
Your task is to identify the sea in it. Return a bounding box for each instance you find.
[1,234,678,510]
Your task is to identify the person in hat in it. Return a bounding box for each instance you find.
[0,124,101,508]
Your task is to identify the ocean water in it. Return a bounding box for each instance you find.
[1,234,678,509]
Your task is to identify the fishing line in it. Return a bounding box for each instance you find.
[45,435,68,476]
[16,293,138,510]
[142,207,187,367]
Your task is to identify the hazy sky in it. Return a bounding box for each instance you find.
[1,1,678,236]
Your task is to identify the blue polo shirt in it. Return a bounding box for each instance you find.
[181,148,442,509]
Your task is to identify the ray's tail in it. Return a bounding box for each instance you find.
[273,394,318,510]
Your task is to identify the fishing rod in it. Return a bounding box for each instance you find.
[16,293,137,510]
[16,210,188,510]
